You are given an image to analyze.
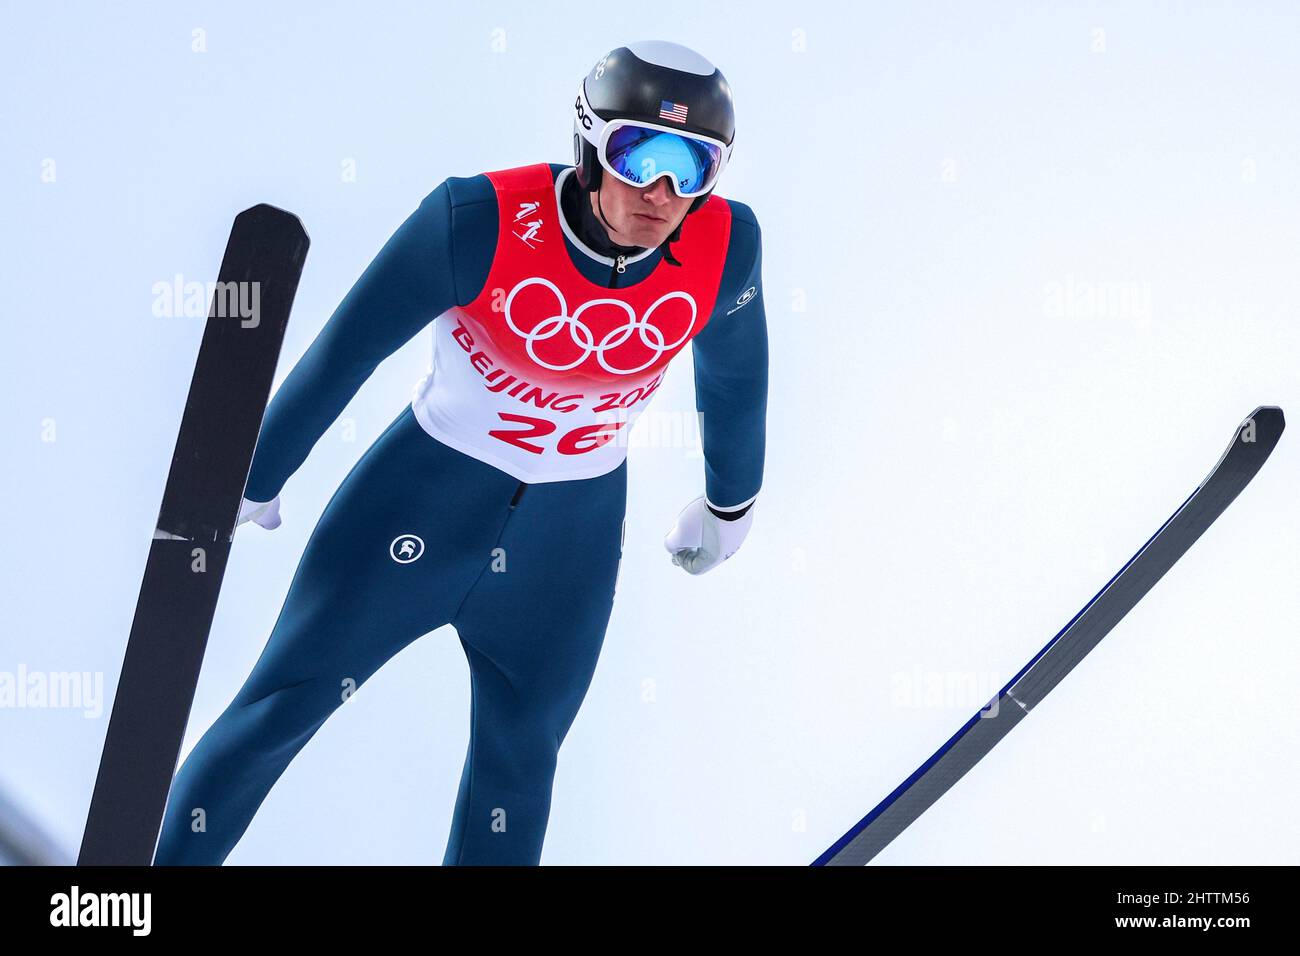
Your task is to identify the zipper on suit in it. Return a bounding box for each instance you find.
[509,481,528,508]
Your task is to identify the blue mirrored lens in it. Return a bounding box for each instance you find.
[603,125,723,196]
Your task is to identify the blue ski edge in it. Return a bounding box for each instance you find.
[810,485,1199,867]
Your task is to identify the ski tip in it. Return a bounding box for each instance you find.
[1224,407,1285,477]
[1242,406,1285,439]
[234,203,310,242]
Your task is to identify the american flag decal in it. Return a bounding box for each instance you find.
[658,100,689,124]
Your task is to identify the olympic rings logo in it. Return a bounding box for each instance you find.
[503,277,697,376]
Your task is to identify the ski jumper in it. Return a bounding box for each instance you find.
[154,163,767,864]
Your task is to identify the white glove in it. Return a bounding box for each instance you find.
[238,495,282,530]
[663,495,755,575]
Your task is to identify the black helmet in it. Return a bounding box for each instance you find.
[573,40,735,217]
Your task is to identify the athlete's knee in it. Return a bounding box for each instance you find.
[475,706,564,782]
[230,678,337,756]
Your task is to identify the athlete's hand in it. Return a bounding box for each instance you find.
[237,495,282,530]
[663,495,754,575]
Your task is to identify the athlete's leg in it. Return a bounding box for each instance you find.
[442,461,628,865]
[155,407,520,864]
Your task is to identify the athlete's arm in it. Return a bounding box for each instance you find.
[689,202,768,519]
[242,184,467,502]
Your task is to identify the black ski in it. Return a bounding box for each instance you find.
[79,205,309,865]
[814,406,1285,866]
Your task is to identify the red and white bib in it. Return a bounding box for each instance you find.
[412,163,733,483]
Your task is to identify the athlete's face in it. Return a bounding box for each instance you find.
[590,175,692,249]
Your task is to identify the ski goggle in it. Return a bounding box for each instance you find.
[597,119,730,199]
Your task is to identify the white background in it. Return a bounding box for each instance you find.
[2,1,1296,864]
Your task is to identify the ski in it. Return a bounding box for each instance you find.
[814,406,1285,866]
[79,205,309,866]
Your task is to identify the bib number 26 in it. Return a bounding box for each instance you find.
[489,413,627,456]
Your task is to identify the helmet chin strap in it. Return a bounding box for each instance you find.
[659,206,689,266]
[595,183,616,234]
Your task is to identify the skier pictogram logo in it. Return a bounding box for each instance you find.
[513,202,544,248]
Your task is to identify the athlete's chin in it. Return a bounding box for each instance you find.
[619,219,672,246]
